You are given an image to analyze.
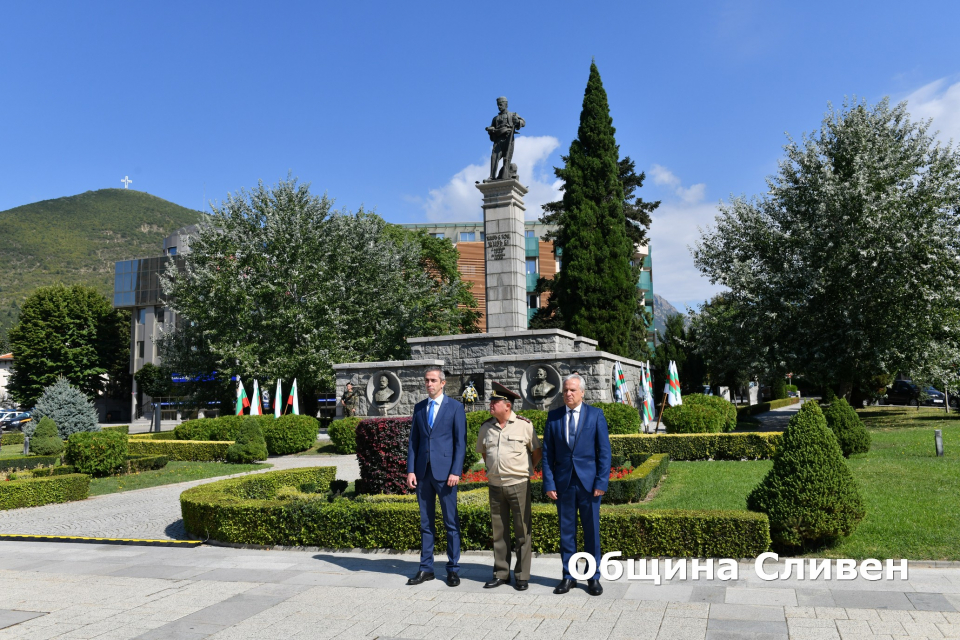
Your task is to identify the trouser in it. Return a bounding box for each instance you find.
[556,470,602,580]
[488,481,533,581]
[416,464,460,574]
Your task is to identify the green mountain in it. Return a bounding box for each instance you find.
[0,189,203,345]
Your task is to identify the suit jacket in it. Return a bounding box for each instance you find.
[542,403,612,494]
[407,395,467,482]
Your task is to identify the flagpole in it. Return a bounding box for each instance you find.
[656,392,668,431]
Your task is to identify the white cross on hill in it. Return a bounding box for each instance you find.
[121,176,132,189]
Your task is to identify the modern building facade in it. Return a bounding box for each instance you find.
[400,221,655,351]
[0,352,13,405]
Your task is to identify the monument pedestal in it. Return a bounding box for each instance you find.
[477,180,528,333]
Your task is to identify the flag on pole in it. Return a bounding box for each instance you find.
[286,378,299,415]
[646,361,656,429]
[235,380,250,415]
[274,379,283,418]
[250,380,262,416]
[668,361,683,407]
[613,361,629,404]
[640,363,654,432]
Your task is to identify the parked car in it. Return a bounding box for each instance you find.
[0,410,20,423]
[0,411,32,431]
[885,380,946,406]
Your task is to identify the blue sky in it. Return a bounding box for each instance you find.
[2,1,959,310]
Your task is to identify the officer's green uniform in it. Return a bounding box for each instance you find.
[476,410,541,581]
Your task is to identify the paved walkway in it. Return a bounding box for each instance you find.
[0,455,357,541]
[751,400,806,432]
[1,542,959,639]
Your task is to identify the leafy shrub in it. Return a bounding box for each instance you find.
[824,398,871,457]
[0,454,62,473]
[824,387,838,403]
[785,384,798,393]
[592,402,641,434]
[747,401,865,549]
[0,474,90,510]
[128,439,231,461]
[329,417,361,454]
[464,411,490,472]
[771,377,787,400]
[355,417,412,495]
[29,417,65,456]
[1,432,25,446]
[125,454,169,473]
[31,464,78,477]
[30,377,99,439]
[64,430,128,477]
[181,468,770,557]
[610,432,781,461]
[681,394,737,432]
[662,403,724,433]
[102,425,130,435]
[226,418,268,464]
[263,415,319,455]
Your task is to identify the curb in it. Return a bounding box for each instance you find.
[0,534,203,548]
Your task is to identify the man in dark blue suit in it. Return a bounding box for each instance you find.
[405,366,467,587]
[542,373,612,596]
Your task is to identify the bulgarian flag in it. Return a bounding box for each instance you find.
[250,379,262,416]
[667,361,683,407]
[286,378,299,415]
[235,380,250,415]
[274,379,283,418]
[640,363,655,432]
[613,361,629,405]
[645,361,656,429]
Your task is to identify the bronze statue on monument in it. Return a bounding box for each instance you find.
[485,96,525,182]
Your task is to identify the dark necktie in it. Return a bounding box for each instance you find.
[567,409,576,448]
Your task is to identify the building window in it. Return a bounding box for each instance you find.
[167,247,178,256]
[430,232,445,240]
[556,258,562,272]
[525,230,535,238]
[137,341,144,358]
[156,307,165,324]
[138,308,146,324]
[527,293,540,309]
[526,258,538,274]
[459,232,476,242]
[480,232,485,241]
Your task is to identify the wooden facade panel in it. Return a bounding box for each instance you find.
[538,240,556,308]
[457,241,487,332]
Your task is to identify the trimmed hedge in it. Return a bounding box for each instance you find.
[461,454,670,505]
[65,430,128,477]
[738,397,799,417]
[128,432,179,440]
[0,455,61,473]
[180,468,770,557]
[227,418,268,464]
[329,417,360,454]
[125,454,169,473]
[31,465,78,477]
[355,417,410,495]
[174,415,318,455]
[610,432,782,461]
[1,432,25,446]
[662,403,725,434]
[0,473,90,510]
[592,402,642,434]
[102,425,130,435]
[128,439,232,462]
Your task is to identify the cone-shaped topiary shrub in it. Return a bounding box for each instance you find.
[29,416,65,456]
[226,418,268,464]
[824,397,871,457]
[30,377,100,439]
[747,401,865,550]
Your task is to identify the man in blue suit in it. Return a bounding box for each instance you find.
[542,373,612,596]
[406,366,467,587]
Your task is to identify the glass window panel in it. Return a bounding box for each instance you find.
[525,258,538,274]
[459,232,475,242]
[525,230,535,237]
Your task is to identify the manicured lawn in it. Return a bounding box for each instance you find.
[295,441,338,455]
[88,461,270,496]
[0,444,26,459]
[638,406,960,559]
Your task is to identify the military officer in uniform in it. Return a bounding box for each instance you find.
[476,382,541,590]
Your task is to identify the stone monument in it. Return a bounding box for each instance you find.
[332,97,647,418]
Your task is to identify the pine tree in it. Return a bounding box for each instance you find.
[550,62,637,355]
[30,377,100,439]
[747,402,865,549]
[29,416,65,456]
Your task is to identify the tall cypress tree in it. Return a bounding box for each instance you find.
[552,62,636,355]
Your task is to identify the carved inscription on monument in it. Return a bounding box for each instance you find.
[486,233,510,261]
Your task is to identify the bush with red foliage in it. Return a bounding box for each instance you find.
[355,417,412,495]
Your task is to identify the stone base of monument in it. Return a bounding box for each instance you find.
[332,329,645,417]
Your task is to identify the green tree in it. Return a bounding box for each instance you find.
[134,363,172,399]
[546,62,637,355]
[652,313,703,397]
[8,284,128,407]
[694,99,960,403]
[30,376,101,439]
[160,177,479,413]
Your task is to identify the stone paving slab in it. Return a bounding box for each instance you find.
[1,542,960,639]
[0,455,357,541]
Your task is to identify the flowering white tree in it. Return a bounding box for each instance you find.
[694,99,960,402]
[160,177,478,412]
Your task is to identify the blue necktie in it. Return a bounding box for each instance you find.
[567,409,576,448]
[428,400,436,429]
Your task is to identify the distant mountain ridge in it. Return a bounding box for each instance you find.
[0,189,202,344]
[652,293,684,335]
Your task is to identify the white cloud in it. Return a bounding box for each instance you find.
[647,166,723,311]
[905,77,960,144]
[422,135,562,222]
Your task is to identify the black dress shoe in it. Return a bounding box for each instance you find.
[446,573,460,587]
[514,580,529,591]
[587,579,603,596]
[406,571,435,585]
[553,578,577,594]
[483,577,509,589]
